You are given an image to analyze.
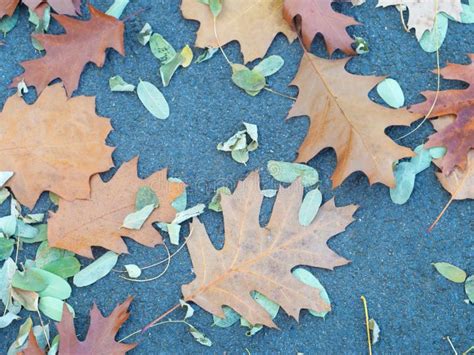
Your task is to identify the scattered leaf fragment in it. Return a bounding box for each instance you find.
[109,75,135,92]
[150,33,177,64]
[433,262,467,283]
[39,296,74,321]
[172,204,206,225]
[253,55,284,77]
[195,47,218,63]
[138,22,152,46]
[105,0,130,19]
[209,187,231,212]
[292,268,330,318]
[465,275,474,303]
[369,318,380,344]
[122,204,156,230]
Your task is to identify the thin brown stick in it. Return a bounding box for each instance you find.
[142,302,181,332]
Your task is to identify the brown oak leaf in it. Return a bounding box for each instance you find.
[0,0,19,17]
[56,297,136,355]
[181,172,357,327]
[181,0,296,63]
[283,0,359,55]
[0,84,113,209]
[432,116,473,200]
[410,57,474,175]
[377,0,462,39]
[23,0,81,16]
[288,52,421,188]
[11,5,124,97]
[48,157,185,258]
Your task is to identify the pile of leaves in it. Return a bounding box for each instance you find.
[0,0,472,353]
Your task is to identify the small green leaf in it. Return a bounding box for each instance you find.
[261,189,277,198]
[12,269,48,292]
[73,251,118,288]
[124,264,142,279]
[0,238,14,261]
[0,10,19,36]
[39,297,74,321]
[390,162,416,205]
[20,223,46,244]
[160,53,184,87]
[150,33,177,64]
[0,215,17,237]
[180,299,195,319]
[16,220,39,240]
[419,13,448,53]
[181,45,193,68]
[209,187,231,212]
[135,186,159,210]
[212,306,240,328]
[42,257,81,279]
[465,275,474,303]
[432,262,467,283]
[369,318,380,344]
[109,75,135,92]
[460,3,474,23]
[354,36,369,54]
[122,204,155,230]
[231,64,266,95]
[293,268,331,318]
[35,241,74,269]
[33,268,72,300]
[15,317,32,347]
[138,23,153,45]
[196,47,218,63]
[267,160,319,187]
[0,311,20,328]
[429,146,447,159]
[376,78,405,108]
[253,55,284,77]
[170,177,187,212]
[231,149,249,164]
[137,80,170,120]
[167,223,181,245]
[172,204,206,224]
[240,292,279,336]
[298,188,322,226]
[105,0,130,19]
[209,0,222,17]
[0,171,14,187]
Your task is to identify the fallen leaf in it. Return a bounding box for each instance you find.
[23,0,81,16]
[283,0,359,55]
[433,262,467,283]
[137,22,152,45]
[18,330,44,355]
[109,75,135,92]
[377,78,405,109]
[48,157,185,258]
[0,0,19,18]
[181,0,296,63]
[11,5,125,97]
[137,80,170,119]
[0,8,18,36]
[0,84,113,209]
[267,160,319,187]
[56,297,136,354]
[299,188,322,226]
[377,0,462,39]
[292,267,330,318]
[288,53,421,188]
[181,172,357,327]
[73,251,118,287]
[466,275,474,303]
[410,57,474,175]
[38,297,73,321]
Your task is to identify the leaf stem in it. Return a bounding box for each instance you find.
[141,302,181,333]
[398,6,409,32]
[263,87,296,101]
[360,295,372,355]
[37,309,51,349]
[444,336,459,355]
[119,319,192,343]
[213,16,232,66]
[119,243,171,282]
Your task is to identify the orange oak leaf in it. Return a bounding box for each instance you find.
[181,172,357,327]
[283,0,359,55]
[288,52,421,188]
[11,5,124,97]
[181,0,296,63]
[23,0,81,16]
[377,0,462,40]
[410,57,474,175]
[0,0,19,17]
[48,157,185,258]
[19,331,44,355]
[0,84,113,209]
[432,116,473,200]
[57,297,136,355]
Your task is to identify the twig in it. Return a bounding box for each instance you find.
[463,346,474,355]
[142,303,181,332]
[360,296,372,355]
[119,319,192,343]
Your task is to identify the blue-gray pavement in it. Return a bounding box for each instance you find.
[0,0,473,353]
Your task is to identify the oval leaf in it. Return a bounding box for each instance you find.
[137,80,170,119]
[299,188,323,226]
[73,251,118,288]
[432,262,467,283]
[376,78,405,108]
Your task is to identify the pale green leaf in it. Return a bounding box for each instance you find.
[390,162,416,205]
[429,146,447,159]
[189,325,213,346]
[48,335,59,355]
[172,204,205,224]
[15,317,32,347]
[0,312,19,328]
[38,297,74,321]
[32,268,71,300]
[150,33,177,64]
[109,75,135,92]
[0,171,13,187]
[122,204,155,230]
[32,324,49,350]
[433,262,467,283]
[0,215,17,237]
[138,23,152,45]
[231,64,266,95]
[0,258,17,306]
[267,160,319,187]
[73,251,118,287]
[231,149,249,164]
[137,80,170,119]
[167,223,181,245]
[209,0,222,17]
[16,220,39,241]
[170,177,187,212]
[124,264,142,279]
[292,268,331,318]
[465,275,474,303]
[253,55,284,77]
[196,47,218,63]
[213,306,240,328]
[0,238,14,261]
[0,10,19,36]
[261,189,277,198]
[42,256,81,279]
[240,291,279,336]
[135,186,159,210]
[12,269,48,292]
[160,53,184,87]
[180,299,195,319]
[105,0,130,19]
[209,187,231,212]
[0,188,10,204]
[298,188,322,226]
[369,318,380,344]
[376,78,405,108]
[419,13,448,53]
[35,241,74,269]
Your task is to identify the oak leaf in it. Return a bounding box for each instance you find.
[410,57,474,175]
[377,0,462,39]
[48,157,185,258]
[283,0,359,55]
[181,0,296,63]
[0,0,19,18]
[56,297,136,354]
[288,52,421,188]
[0,84,113,209]
[182,172,357,327]
[11,5,124,97]
[19,331,44,355]
[23,0,81,16]
[432,116,473,200]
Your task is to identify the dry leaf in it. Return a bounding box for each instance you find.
[0,0,19,18]
[19,330,44,355]
[410,57,474,175]
[57,297,136,354]
[432,116,473,200]
[283,0,359,55]
[0,84,113,209]
[182,172,357,327]
[48,157,185,258]
[11,5,124,97]
[288,53,421,188]
[23,0,81,16]
[181,0,296,63]
[377,0,462,39]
